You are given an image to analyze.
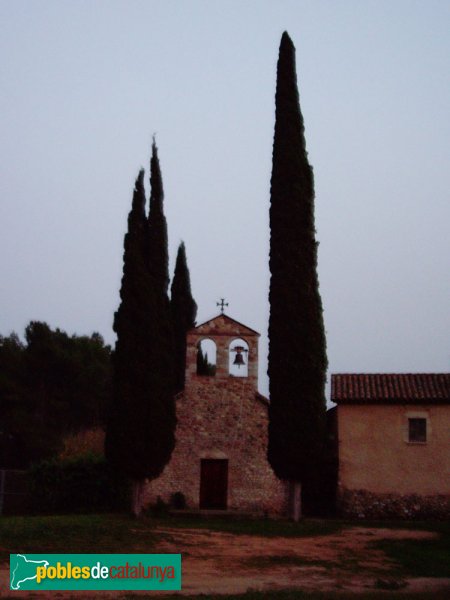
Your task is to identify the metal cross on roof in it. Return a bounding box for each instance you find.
[216,298,229,314]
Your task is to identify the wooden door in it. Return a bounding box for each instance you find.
[199,459,228,509]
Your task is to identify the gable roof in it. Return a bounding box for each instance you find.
[255,391,269,406]
[331,373,450,405]
[190,313,260,337]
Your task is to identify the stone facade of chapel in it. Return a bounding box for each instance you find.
[142,313,287,515]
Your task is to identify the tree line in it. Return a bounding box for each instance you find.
[0,322,111,468]
[0,146,197,476]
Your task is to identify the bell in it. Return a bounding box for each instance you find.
[233,352,245,367]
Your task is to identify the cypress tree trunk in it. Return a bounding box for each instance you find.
[268,32,328,521]
[131,480,145,518]
[290,481,302,521]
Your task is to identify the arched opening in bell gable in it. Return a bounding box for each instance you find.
[228,338,249,377]
[196,338,217,376]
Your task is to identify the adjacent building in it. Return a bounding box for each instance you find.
[331,373,450,518]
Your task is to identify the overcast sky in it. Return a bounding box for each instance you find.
[1,0,449,398]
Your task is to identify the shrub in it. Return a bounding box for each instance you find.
[146,496,169,517]
[170,491,186,509]
[29,454,129,514]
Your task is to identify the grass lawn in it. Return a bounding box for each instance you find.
[158,514,346,537]
[0,513,345,561]
[1,514,449,599]
[371,533,450,578]
[360,520,450,579]
[0,513,158,561]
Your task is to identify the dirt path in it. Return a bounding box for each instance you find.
[1,526,449,597]
[155,526,449,595]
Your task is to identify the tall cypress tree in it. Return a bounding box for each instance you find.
[105,169,153,512]
[171,242,197,393]
[268,32,327,519]
[148,140,169,295]
[106,141,176,515]
[144,139,176,481]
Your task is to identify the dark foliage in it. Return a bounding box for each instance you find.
[372,533,450,578]
[106,169,154,480]
[106,143,176,484]
[0,324,111,468]
[196,343,206,374]
[144,140,176,476]
[29,454,128,514]
[268,32,328,483]
[196,344,216,376]
[170,491,187,510]
[148,140,169,295]
[171,242,197,392]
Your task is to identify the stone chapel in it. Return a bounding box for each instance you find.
[142,312,287,514]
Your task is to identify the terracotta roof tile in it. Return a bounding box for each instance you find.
[331,373,450,404]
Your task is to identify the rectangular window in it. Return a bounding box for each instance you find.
[408,417,427,443]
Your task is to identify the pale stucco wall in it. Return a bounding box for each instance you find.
[338,404,450,495]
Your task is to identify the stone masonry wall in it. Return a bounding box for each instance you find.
[143,379,287,514]
[338,488,450,520]
[142,315,287,515]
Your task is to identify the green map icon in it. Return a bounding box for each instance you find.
[10,554,49,590]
